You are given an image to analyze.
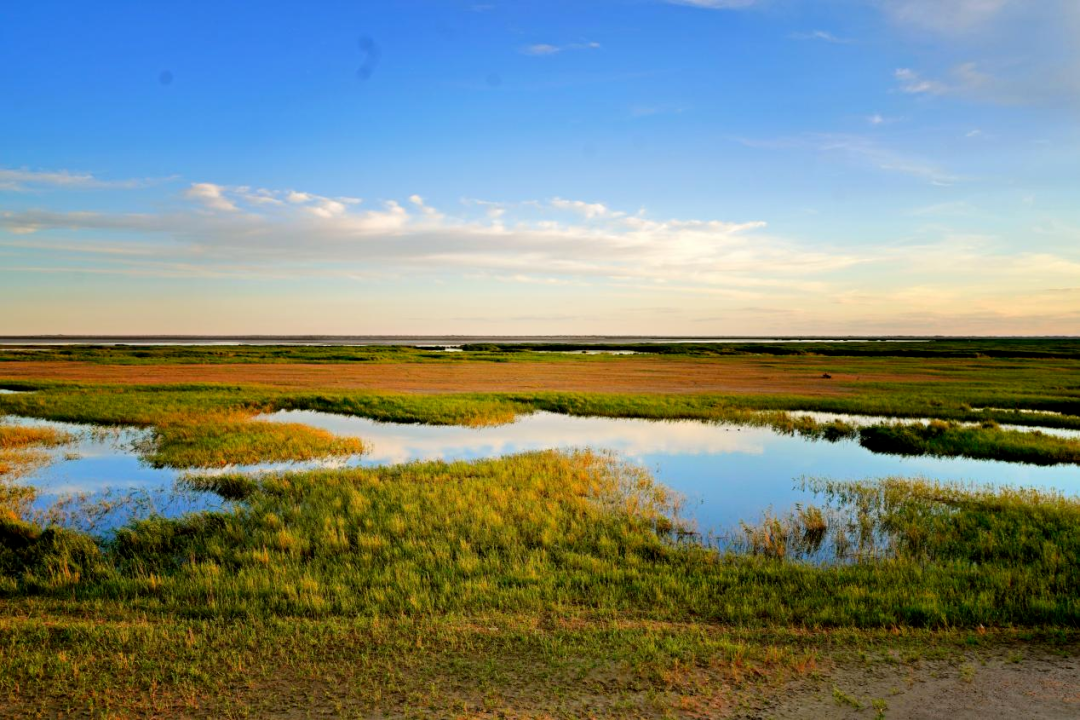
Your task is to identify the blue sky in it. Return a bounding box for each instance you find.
[2,0,1078,335]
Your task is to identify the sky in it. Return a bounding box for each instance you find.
[1,0,1078,336]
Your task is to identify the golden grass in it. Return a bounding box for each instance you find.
[0,425,71,480]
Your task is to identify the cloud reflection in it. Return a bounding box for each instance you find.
[260,410,768,465]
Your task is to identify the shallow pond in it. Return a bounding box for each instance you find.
[4,410,1080,535]
[258,411,1080,533]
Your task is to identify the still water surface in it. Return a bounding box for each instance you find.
[5,408,1079,534]
[261,411,1080,532]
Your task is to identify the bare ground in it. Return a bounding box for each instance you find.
[745,651,1080,720]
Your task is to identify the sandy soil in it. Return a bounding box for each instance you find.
[0,359,951,395]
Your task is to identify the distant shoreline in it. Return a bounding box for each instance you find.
[1,335,1077,346]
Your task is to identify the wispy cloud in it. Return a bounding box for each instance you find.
[0,167,172,192]
[909,201,979,217]
[520,41,601,56]
[738,133,959,186]
[893,61,1078,107]
[882,0,1012,35]
[0,179,861,291]
[895,63,989,97]
[790,30,853,44]
[895,68,950,96]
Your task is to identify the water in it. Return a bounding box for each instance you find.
[0,415,228,532]
[257,410,1080,533]
[537,349,640,355]
[5,410,1080,536]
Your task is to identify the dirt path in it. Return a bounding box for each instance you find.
[748,652,1080,719]
[0,359,950,395]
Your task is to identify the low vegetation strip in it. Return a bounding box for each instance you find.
[2,338,1080,363]
[3,382,1080,468]
[859,421,1080,465]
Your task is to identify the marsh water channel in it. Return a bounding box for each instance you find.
[4,395,1080,536]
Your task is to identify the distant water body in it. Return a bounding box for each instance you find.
[0,335,996,347]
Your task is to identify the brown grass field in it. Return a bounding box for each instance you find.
[0,357,954,394]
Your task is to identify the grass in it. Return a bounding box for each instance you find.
[16,608,1036,720]
[0,424,71,482]
[0,348,1078,715]
[146,412,364,468]
[0,450,1077,716]
[859,419,1080,465]
[4,451,1078,626]
[1,389,365,468]
[0,425,70,452]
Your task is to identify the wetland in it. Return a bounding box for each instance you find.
[1,340,1079,718]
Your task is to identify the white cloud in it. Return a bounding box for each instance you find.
[0,182,863,291]
[6,175,1078,335]
[409,194,444,222]
[184,183,237,212]
[550,197,620,219]
[895,68,950,95]
[235,187,285,206]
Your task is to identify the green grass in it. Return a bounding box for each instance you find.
[859,420,1080,465]
[0,388,365,468]
[0,450,1077,716]
[1,370,1079,716]
[146,413,364,468]
[3,381,1080,468]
